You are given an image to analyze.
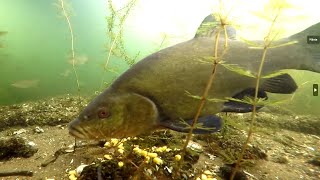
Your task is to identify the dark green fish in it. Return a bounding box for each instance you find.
[69,14,320,139]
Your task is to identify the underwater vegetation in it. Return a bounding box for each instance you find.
[100,0,140,91]
[55,0,81,100]
[0,0,319,179]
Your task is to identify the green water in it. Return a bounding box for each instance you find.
[0,0,136,104]
[0,0,319,116]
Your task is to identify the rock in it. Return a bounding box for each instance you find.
[272,155,289,164]
[307,155,320,167]
[0,137,38,160]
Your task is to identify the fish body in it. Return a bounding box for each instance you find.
[69,15,320,139]
[68,54,88,65]
[11,80,39,89]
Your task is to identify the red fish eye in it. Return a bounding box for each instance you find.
[98,109,109,118]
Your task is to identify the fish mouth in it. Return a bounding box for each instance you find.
[68,121,92,139]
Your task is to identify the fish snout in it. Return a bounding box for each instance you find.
[68,119,88,139]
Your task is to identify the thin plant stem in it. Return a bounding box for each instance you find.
[99,31,121,91]
[229,47,268,180]
[181,24,229,154]
[230,10,281,180]
[58,0,81,101]
[99,0,137,91]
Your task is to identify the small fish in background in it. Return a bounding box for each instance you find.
[60,69,72,77]
[0,31,7,36]
[11,80,39,89]
[97,63,121,74]
[67,54,88,65]
[0,31,8,48]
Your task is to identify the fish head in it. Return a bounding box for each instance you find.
[68,90,159,139]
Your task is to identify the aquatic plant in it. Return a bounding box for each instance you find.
[55,0,80,100]
[181,0,232,161]
[99,0,139,90]
[230,0,298,179]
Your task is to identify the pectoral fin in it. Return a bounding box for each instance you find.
[159,115,222,134]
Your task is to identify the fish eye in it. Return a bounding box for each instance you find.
[98,109,110,118]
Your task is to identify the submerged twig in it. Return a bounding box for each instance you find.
[0,170,33,177]
[41,142,99,167]
[41,148,71,167]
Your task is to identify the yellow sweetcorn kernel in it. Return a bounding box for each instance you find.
[118,161,124,167]
[133,149,141,154]
[140,150,148,157]
[155,146,167,152]
[117,143,124,149]
[133,146,140,152]
[206,178,217,180]
[69,174,77,180]
[68,170,77,175]
[153,157,163,165]
[148,152,158,158]
[110,138,119,146]
[174,154,181,161]
[104,154,113,160]
[203,170,213,175]
[201,174,207,180]
[144,156,151,163]
[118,148,124,154]
[104,142,111,147]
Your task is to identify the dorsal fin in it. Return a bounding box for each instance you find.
[194,14,236,40]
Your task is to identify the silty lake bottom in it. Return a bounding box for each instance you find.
[0,95,319,179]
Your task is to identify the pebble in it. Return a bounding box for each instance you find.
[13,128,27,135]
[35,126,44,133]
[76,164,88,176]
